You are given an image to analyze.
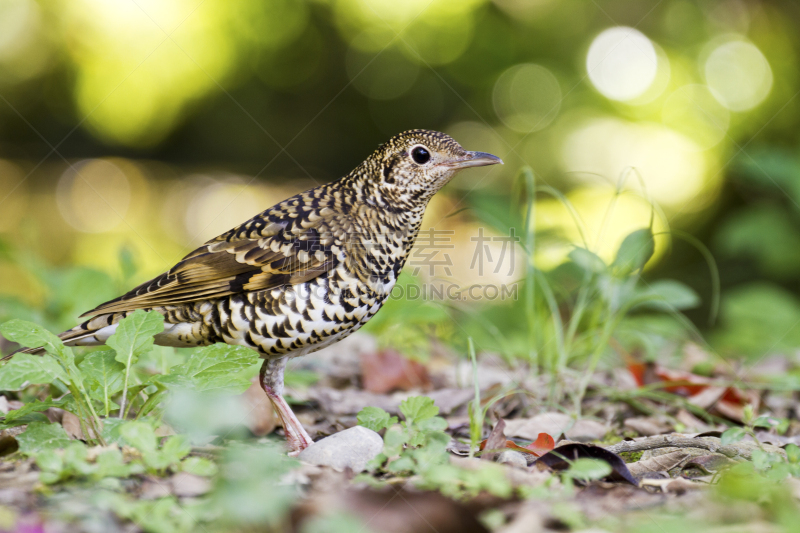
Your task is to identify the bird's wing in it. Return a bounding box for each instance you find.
[82,202,357,317]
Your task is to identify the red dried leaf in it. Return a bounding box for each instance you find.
[360,349,431,394]
[478,432,555,458]
[627,362,647,387]
[629,360,759,421]
[525,433,555,456]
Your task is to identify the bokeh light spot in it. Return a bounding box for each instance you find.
[534,186,668,270]
[493,64,561,132]
[587,27,658,102]
[705,40,772,112]
[561,118,714,211]
[57,159,131,233]
[662,84,730,150]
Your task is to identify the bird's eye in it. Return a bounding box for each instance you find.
[411,145,431,164]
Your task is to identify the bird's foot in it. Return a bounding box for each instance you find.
[283,416,314,455]
[260,357,314,455]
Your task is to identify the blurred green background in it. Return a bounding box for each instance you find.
[0,0,798,364]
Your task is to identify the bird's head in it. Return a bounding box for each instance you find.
[366,130,503,207]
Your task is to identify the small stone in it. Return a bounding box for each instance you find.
[496,450,528,469]
[297,426,383,472]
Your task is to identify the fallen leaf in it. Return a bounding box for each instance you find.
[481,420,507,462]
[687,386,727,409]
[504,412,571,441]
[60,412,83,440]
[623,417,671,436]
[639,476,705,494]
[533,443,638,485]
[241,378,278,436]
[627,450,692,478]
[565,420,609,442]
[360,350,431,394]
[682,454,737,474]
[627,361,760,422]
[170,471,212,497]
[479,432,555,458]
[525,433,556,456]
[0,396,22,415]
[140,478,172,500]
[675,409,713,433]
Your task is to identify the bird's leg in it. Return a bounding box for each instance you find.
[259,357,313,454]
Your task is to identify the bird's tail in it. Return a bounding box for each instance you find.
[2,313,123,361]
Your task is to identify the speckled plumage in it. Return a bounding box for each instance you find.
[13,129,502,451]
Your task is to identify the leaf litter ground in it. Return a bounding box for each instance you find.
[2,330,800,533]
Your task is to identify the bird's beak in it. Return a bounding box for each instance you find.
[445,151,504,169]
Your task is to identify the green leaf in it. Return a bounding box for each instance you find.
[35,449,64,474]
[17,421,71,453]
[612,228,654,276]
[101,417,128,445]
[786,444,800,464]
[383,426,408,457]
[399,396,439,426]
[120,421,157,453]
[79,350,125,413]
[634,280,701,311]
[2,397,76,427]
[108,311,165,368]
[159,343,259,394]
[357,406,394,432]
[182,456,218,477]
[80,350,125,394]
[95,448,133,479]
[568,247,606,274]
[63,441,94,476]
[721,427,746,445]
[0,319,69,359]
[160,434,191,464]
[386,455,415,473]
[417,416,448,433]
[752,416,777,429]
[0,353,68,390]
[565,458,612,481]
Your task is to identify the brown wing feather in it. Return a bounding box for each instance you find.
[81,198,354,317]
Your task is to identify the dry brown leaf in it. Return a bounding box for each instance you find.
[0,396,22,415]
[140,478,172,500]
[683,454,737,474]
[170,471,212,497]
[241,378,278,436]
[623,417,671,436]
[688,386,727,409]
[481,419,507,462]
[503,412,571,441]
[360,349,431,394]
[60,412,83,440]
[640,476,706,494]
[627,450,692,478]
[675,409,713,433]
[565,419,609,442]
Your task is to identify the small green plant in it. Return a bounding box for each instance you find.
[357,396,515,499]
[721,405,789,448]
[0,313,260,446]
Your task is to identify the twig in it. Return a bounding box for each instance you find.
[605,435,784,461]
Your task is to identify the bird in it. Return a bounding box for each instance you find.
[8,130,502,452]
